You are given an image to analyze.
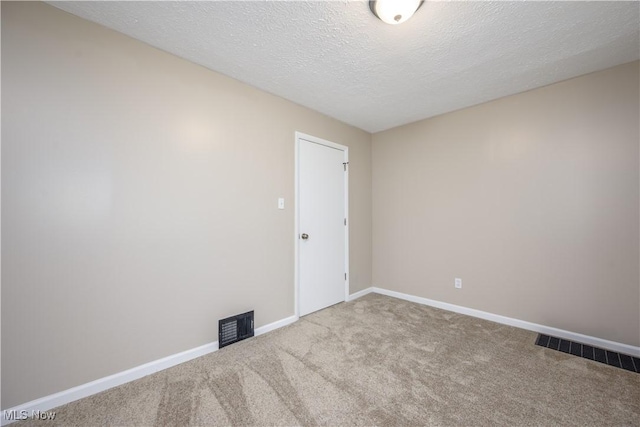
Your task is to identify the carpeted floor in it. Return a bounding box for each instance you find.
[19,294,640,426]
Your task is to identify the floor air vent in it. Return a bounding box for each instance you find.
[219,311,254,348]
[536,334,639,374]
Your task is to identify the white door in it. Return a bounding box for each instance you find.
[298,135,347,317]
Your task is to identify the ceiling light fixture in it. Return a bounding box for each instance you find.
[369,0,424,25]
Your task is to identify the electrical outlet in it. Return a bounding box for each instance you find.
[455,278,462,289]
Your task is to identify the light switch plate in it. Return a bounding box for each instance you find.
[278,198,285,209]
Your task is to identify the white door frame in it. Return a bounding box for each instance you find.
[294,131,349,318]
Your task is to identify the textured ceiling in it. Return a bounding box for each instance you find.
[50,1,640,133]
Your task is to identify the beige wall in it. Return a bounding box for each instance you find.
[373,61,640,347]
[1,2,372,408]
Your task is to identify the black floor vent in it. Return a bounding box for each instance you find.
[536,334,639,374]
[219,311,254,348]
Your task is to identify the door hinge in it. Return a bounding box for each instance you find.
[343,162,349,171]
[345,273,347,280]
[344,218,347,226]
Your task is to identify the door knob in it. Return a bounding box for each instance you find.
[301,233,309,240]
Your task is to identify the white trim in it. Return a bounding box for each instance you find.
[255,315,298,337]
[343,147,350,304]
[0,315,299,426]
[294,133,300,318]
[372,287,640,357]
[295,132,347,152]
[294,132,350,317]
[346,287,373,302]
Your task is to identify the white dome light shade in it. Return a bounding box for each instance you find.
[370,0,423,25]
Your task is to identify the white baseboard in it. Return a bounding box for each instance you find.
[372,287,640,357]
[1,314,299,426]
[255,314,298,336]
[346,286,373,301]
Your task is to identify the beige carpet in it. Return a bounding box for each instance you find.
[19,294,639,426]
